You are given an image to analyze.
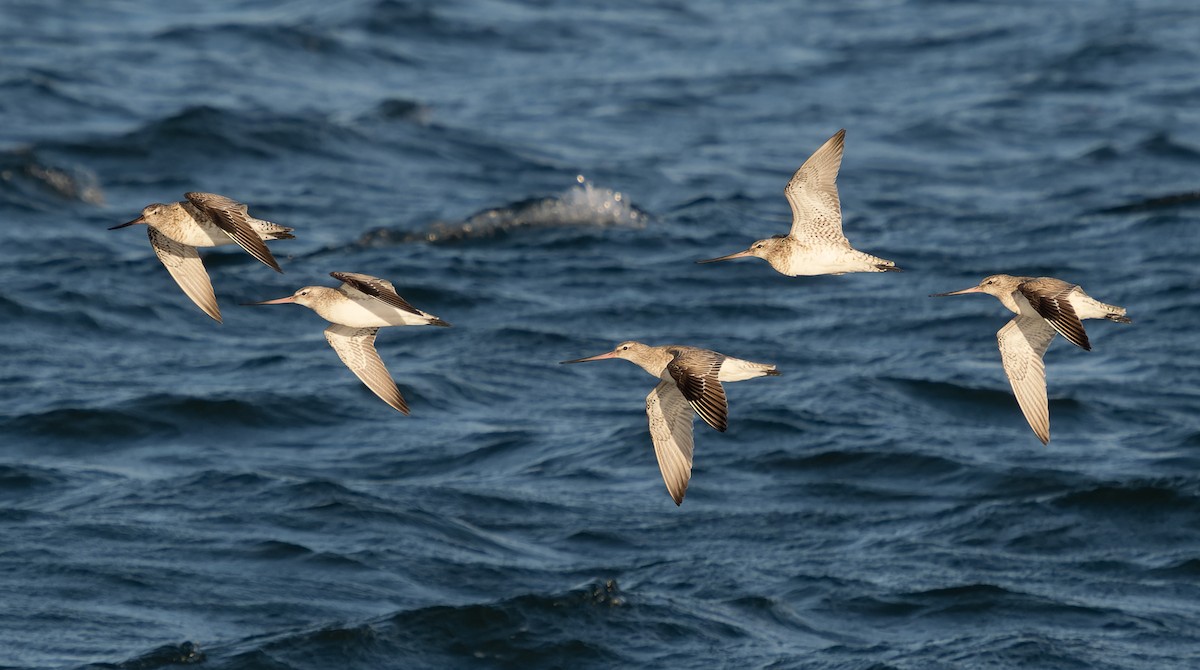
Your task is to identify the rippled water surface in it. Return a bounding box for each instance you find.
[3,1,1200,668]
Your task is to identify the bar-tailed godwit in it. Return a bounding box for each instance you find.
[698,129,898,275]
[247,272,450,415]
[110,192,294,322]
[932,274,1131,443]
[561,341,779,505]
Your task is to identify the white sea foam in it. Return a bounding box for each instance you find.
[359,176,647,245]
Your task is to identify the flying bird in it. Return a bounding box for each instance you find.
[246,272,450,414]
[561,341,779,505]
[698,129,899,275]
[111,192,294,322]
[932,274,1131,443]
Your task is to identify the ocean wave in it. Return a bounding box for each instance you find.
[210,581,720,668]
[0,463,69,494]
[1150,557,1200,577]
[1051,479,1200,513]
[354,177,649,245]
[1093,190,1200,214]
[152,23,349,59]
[3,392,349,445]
[881,377,1017,406]
[81,641,204,669]
[844,582,1112,621]
[1136,131,1200,160]
[0,147,105,209]
[356,0,504,42]
[749,448,965,480]
[60,105,365,170]
[361,97,429,123]
[3,407,179,444]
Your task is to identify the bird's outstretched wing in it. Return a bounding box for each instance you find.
[666,348,728,433]
[184,192,284,273]
[324,324,409,414]
[148,227,221,323]
[646,380,696,506]
[784,129,849,246]
[997,314,1057,444]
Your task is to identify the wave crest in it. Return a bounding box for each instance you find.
[357,177,648,245]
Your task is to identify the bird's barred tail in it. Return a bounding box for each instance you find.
[252,217,296,240]
[860,251,901,272]
[1103,302,1132,324]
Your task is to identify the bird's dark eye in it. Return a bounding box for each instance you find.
[622,345,629,350]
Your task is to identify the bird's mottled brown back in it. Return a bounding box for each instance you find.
[1018,277,1091,351]
[666,348,728,433]
[331,271,424,316]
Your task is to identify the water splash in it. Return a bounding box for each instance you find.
[358,176,648,246]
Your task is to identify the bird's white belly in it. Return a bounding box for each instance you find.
[782,246,860,276]
[319,298,415,328]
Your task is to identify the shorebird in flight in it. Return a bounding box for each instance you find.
[247,272,450,414]
[933,274,1131,443]
[561,342,779,505]
[111,192,294,322]
[698,129,899,275]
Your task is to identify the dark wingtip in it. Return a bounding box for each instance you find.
[766,369,781,376]
[878,264,903,272]
[261,254,285,274]
[1109,315,1133,324]
[1069,332,1093,352]
[429,318,452,327]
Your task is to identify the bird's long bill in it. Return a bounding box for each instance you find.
[560,350,619,364]
[930,285,983,297]
[108,215,146,230]
[244,295,297,305]
[696,248,753,264]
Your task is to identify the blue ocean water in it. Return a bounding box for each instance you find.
[2,0,1200,667]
